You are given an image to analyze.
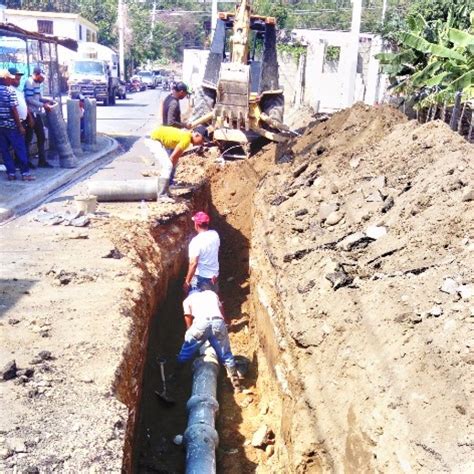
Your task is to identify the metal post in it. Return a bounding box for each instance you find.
[184,347,220,474]
[83,97,97,151]
[67,99,83,156]
[449,91,462,131]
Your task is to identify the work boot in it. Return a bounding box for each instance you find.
[226,366,242,393]
[156,177,175,203]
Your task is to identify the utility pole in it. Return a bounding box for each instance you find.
[342,0,362,108]
[211,0,218,40]
[118,0,125,81]
[150,0,156,40]
[381,0,388,23]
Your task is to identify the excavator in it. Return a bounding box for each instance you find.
[191,0,291,158]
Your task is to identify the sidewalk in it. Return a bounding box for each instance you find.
[0,134,119,223]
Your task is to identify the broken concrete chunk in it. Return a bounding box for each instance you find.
[366,191,384,203]
[6,438,26,453]
[337,232,373,251]
[382,196,395,213]
[349,157,360,169]
[69,216,90,227]
[429,306,443,317]
[319,203,339,221]
[326,211,344,226]
[461,187,474,202]
[372,175,386,190]
[251,425,274,448]
[1,360,17,381]
[440,278,459,295]
[326,269,353,290]
[366,225,387,240]
[458,284,473,300]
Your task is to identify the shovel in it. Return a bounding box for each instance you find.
[155,357,175,405]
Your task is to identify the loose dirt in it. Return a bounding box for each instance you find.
[1,103,472,474]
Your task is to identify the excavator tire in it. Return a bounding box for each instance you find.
[191,86,216,122]
[261,93,284,124]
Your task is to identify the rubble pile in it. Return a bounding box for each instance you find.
[250,104,473,471]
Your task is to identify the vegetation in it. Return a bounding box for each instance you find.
[377,2,473,107]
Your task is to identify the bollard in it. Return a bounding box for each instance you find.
[84,98,97,151]
[87,179,157,201]
[184,347,220,474]
[67,99,83,156]
[46,102,77,168]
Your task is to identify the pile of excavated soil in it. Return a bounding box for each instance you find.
[248,105,473,472]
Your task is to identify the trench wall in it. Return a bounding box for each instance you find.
[111,189,208,473]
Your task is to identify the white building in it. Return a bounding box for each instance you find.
[3,9,98,64]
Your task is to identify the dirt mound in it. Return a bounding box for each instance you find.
[247,109,473,471]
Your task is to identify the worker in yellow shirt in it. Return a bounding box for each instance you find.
[146,125,209,202]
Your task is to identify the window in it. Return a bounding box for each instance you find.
[37,20,53,35]
[79,25,83,41]
[86,29,91,42]
[323,45,340,73]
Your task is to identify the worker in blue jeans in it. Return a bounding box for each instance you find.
[0,69,34,181]
[176,287,241,392]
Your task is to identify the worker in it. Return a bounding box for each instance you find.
[176,286,241,392]
[146,125,209,202]
[161,81,189,128]
[24,66,55,168]
[184,211,220,294]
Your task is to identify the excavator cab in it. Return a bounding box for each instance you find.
[191,0,288,158]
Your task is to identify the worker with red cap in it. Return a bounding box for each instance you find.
[184,211,220,294]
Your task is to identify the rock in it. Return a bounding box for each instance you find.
[265,444,275,459]
[458,284,473,300]
[349,157,360,169]
[461,187,474,202]
[16,368,34,378]
[8,318,20,326]
[38,350,53,361]
[326,267,353,290]
[382,196,395,213]
[295,208,308,217]
[366,191,383,203]
[0,448,12,460]
[329,183,339,194]
[319,203,339,221]
[429,306,443,317]
[365,225,387,240]
[6,438,26,453]
[372,175,386,190]
[102,248,123,259]
[410,314,423,324]
[69,216,90,227]
[2,360,17,381]
[440,278,459,295]
[173,435,183,446]
[251,425,274,449]
[325,212,343,226]
[337,232,373,251]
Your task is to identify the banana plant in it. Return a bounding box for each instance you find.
[376,10,474,108]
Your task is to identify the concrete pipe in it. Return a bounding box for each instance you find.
[184,347,220,474]
[46,102,77,168]
[67,99,83,156]
[84,98,97,151]
[87,180,157,202]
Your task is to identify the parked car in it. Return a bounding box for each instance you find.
[137,71,156,89]
[116,80,127,100]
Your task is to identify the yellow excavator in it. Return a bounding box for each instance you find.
[191,0,291,158]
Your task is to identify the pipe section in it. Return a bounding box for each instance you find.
[84,98,97,151]
[46,103,77,168]
[67,99,83,156]
[184,347,220,474]
[87,179,157,201]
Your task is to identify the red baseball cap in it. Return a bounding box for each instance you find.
[192,211,210,225]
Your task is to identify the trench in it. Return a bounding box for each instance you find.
[113,164,285,473]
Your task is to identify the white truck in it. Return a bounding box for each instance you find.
[68,42,120,106]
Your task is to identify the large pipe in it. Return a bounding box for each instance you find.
[46,102,77,168]
[83,98,97,151]
[184,347,220,474]
[87,179,157,201]
[67,99,83,156]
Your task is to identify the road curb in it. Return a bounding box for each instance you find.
[0,135,119,224]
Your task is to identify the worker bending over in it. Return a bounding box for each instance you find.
[177,286,241,392]
[184,211,220,294]
[146,125,209,202]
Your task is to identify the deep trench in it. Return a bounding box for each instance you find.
[127,187,269,473]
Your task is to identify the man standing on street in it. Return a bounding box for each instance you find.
[176,287,241,392]
[145,125,209,202]
[0,70,34,181]
[161,81,189,128]
[184,211,220,294]
[9,67,35,170]
[24,66,54,168]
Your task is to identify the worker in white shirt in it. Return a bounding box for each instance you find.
[183,211,220,294]
[176,286,241,392]
[8,68,35,170]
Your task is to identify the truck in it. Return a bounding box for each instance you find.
[68,42,120,106]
